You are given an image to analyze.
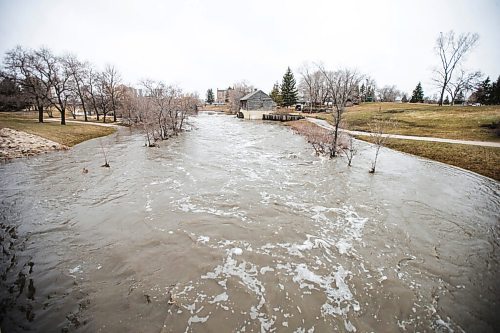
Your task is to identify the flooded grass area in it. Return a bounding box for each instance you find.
[360,136,500,181]
[1,113,499,332]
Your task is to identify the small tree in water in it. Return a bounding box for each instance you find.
[340,132,358,167]
[369,119,393,173]
[99,139,110,167]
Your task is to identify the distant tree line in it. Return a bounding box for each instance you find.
[0,46,200,147]
[0,46,123,124]
[292,30,491,107]
[297,64,404,107]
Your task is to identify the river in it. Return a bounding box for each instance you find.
[1,112,499,332]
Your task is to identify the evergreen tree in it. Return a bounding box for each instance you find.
[366,86,375,102]
[475,77,491,104]
[359,83,366,102]
[455,91,465,105]
[0,77,29,111]
[471,75,500,105]
[443,95,450,105]
[206,88,214,104]
[280,67,298,107]
[410,82,424,103]
[270,82,282,106]
[491,76,500,105]
[401,93,408,103]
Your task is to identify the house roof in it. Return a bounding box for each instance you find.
[240,90,268,101]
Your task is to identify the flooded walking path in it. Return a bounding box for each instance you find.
[1,113,499,332]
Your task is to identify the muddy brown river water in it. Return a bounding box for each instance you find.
[1,112,499,332]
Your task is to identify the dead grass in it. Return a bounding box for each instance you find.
[360,136,500,181]
[0,112,116,147]
[311,102,500,142]
[287,119,331,139]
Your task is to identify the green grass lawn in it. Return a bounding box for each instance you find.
[312,102,500,142]
[0,112,116,146]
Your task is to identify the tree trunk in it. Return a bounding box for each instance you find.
[81,101,88,122]
[439,84,446,106]
[37,104,44,123]
[332,122,339,158]
[61,109,66,125]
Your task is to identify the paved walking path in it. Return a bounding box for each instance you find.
[307,117,500,148]
[44,118,119,128]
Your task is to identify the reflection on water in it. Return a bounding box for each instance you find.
[1,113,499,332]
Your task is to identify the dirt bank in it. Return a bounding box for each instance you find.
[0,127,68,160]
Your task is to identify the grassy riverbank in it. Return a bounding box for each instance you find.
[312,102,500,142]
[0,112,116,147]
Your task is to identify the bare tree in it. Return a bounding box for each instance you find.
[65,55,90,121]
[177,92,199,132]
[434,30,479,106]
[228,81,253,114]
[299,63,315,113]
[86,67,101,120]
[377,85,401,102]
[142,79,178,139]
[318,66,363,157]
[95,72,113,123]
[299,66,329,111]
[67,93,79,119]
[102,65,122,122]
[3,46,50,122]
[368,120,392,173]
[340,132,358,166]
[137,95,156,147]
[446,69,482,105]
[290,120,335,156]
[34,48,73,125]
[121,87,140,125]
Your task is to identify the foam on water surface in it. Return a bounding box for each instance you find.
[166,203,371,332]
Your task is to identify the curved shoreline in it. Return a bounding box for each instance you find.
[0,127,68,160]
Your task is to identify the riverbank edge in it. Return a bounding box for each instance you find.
[0,125,116,161]
[285,119,500,182]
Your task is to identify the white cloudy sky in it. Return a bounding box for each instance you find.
[1,0,499,97]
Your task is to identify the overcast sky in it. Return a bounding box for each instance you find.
[1,0,499,97]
